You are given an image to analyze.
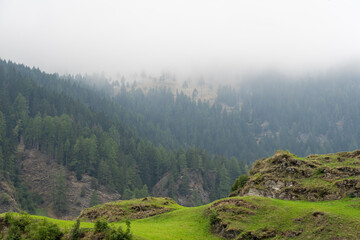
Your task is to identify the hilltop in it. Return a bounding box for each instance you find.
[231,150,360,201]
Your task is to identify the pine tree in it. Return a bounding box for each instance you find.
[218,164,230,198]
[89,191,99,207]
[53,170,67,214]
[178,171,190,195]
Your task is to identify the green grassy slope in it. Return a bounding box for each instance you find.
[121,206,221,240]
[2,196,360,239]
[210,196,360,239]
[79,197,222,239]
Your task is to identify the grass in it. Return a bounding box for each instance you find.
[3,196,360,239]
[104,197,182,209]
[80,197,222,239]
[115,205,222,240]
[0,212,94,230]
[211,196,360,239]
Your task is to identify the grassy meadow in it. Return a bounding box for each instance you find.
[2,196,360,239]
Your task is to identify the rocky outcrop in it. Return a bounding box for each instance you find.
[232,150,360,201]
[0,179,19,214]
[152,169,212,206]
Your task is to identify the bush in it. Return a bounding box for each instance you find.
[12,212,31,232]
[209,209,219,225]
[94,218,109,233]
[6,225,22,240]
[69,220,82,240]
[106,220,132,240]
[27,219,62,240]
[231,175,249,192]
[4,212,14,224]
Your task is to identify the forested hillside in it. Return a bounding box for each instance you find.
[0,60,245,216]
[2,59,360,217]
[12,61,360,164]
[110,69,360,161]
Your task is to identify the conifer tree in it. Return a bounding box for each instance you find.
[54,170,67,214]
[89,190,99,207]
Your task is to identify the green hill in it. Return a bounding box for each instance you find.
[2,195,360,239]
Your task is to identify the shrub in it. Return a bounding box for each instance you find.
[13,212,31,232]
[231,175,249,192]
[4,212,14,224]
[69,220,82,240]
[94,218,109,233]
[6,225,21,240]
[106,220,132,240]
[28,219,62,240]
[209,209,219,225]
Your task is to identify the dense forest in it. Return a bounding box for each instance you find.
[0,60,245,214]
[1,59,360,215]
[111,69,360,160]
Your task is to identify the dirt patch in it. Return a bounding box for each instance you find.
[236,229,277,240]
[312,211,325,218]
[281,230,303,238]
[211,198,258,210]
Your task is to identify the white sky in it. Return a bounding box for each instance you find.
[1,0,360,78]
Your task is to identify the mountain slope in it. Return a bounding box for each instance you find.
[0,59,244,214]
[18,147,121,218]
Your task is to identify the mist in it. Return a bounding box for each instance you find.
[1,0,360,80]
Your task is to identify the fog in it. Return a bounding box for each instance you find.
[1,0,360,80]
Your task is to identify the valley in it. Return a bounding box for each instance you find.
[2,150,360,239]
[1,60,360,239]
[1,1,359,238]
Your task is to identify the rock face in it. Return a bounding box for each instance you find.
[18,148,121,218]
[232,150,360,201]
[0,180,19,214]
[152,169,212,206]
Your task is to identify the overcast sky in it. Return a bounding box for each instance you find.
[1,0,360,78]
